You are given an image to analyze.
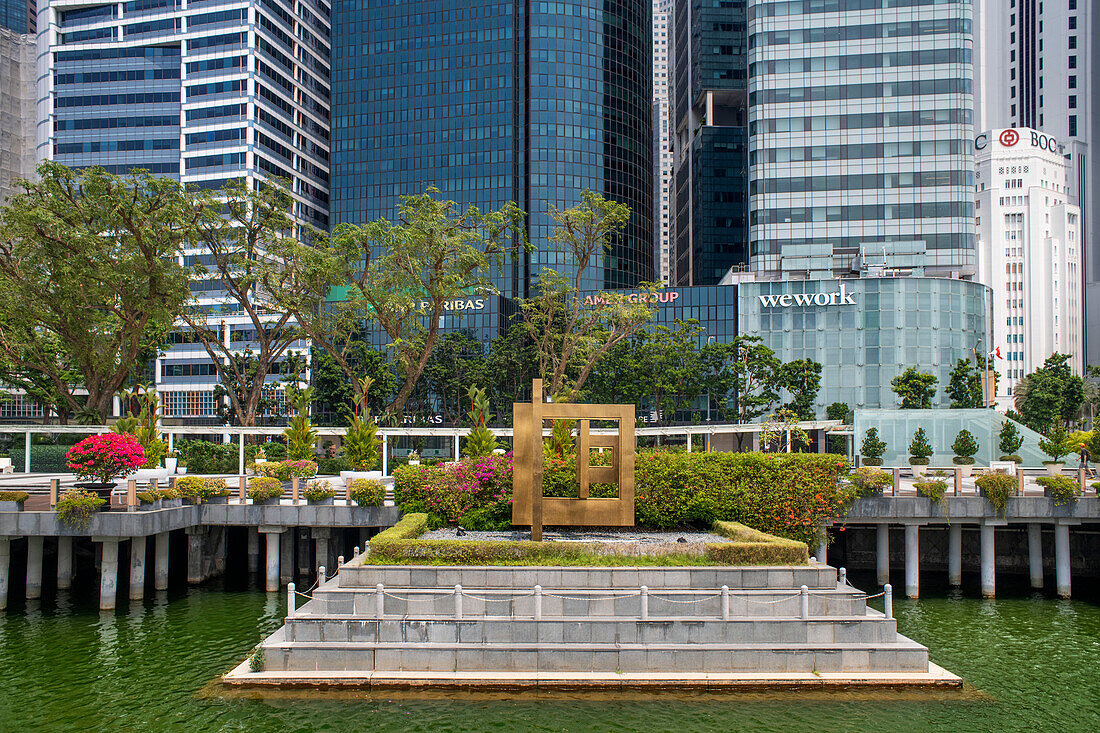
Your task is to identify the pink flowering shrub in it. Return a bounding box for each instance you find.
[393,454,513,530]
[66,434,145,484]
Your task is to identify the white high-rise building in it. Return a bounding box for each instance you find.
[653,0,672,285]
[974,0,1097,365]
[975,127,1082,407]
[0,27,34,205]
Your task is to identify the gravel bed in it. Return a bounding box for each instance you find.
[423,528,729,544]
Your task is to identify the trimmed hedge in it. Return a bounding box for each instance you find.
[303,479,336,502]
[368,514,809,566]
[1035,475,1080,505]
[349,478,385,507]
[247,477,283,501]
[393,451,851,546]
[10,445,72,473]
[0,491,29,503]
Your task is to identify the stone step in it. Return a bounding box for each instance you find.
[338,564,842,591]
[261,639,930,674]
[304,585,869,619]
[283,616,901,645]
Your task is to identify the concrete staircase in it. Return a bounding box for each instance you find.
[226,562,961,688]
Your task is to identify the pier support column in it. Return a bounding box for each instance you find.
[1028,523,1043,589]
[247,527,259,575]
[948,524,962,586]
[904,524,919,599]
[57,536,72,590]
[313,529,330,580]
[97,538,120,611]
[876,524,890,585]
[1055,523,1072,598]
[25,536,43,599]
[186,527,204,585]
[280,528,293,586]
[0,537,9,610]
[980,524,996,598]
[154,532,169,591]
[129,536,146,601]
[261,528,283,593]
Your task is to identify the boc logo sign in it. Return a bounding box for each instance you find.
[999,129,1019,147]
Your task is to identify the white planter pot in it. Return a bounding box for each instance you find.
[339,470,383,482]
[1045,462,1064,477]
[910,463,927,478]
[178,467,187,475]
[165,457,178,474]
[408,460,421,466]
[131,467,171,485]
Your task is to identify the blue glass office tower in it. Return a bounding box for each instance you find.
[332,0,654,296]
[1,0,33,33]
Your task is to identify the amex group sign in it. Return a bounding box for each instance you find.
[757,282,857,308]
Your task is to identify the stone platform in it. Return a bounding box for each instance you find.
[223,560,961,690]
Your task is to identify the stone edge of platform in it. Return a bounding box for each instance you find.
[221,660,963,690]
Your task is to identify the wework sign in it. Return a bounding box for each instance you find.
[757,282,856,308]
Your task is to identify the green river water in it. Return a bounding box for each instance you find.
[0,577,1097,732]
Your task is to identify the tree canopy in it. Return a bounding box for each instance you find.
[891,367,937,409]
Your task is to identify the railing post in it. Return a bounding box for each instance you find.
[800,585,809,619]
[954,467,961,495]
[375,583,384,618]
[884,583,893,619]
[839,567,847,587]
[345,477,352,504]
[49,478,59,508]
[640,585,649,620]
[24,431,31,474]
[127,479,137,511]
[721,585,730,621]
[454,584,463,620]
[353,545,360,558]
[318,565,326,583]
[287,582,296,618]
[892,468,900,496]
[292,477,299,503]
[1018,468,1026,496]
[534,584,542,620]
[239,475,247,503]
[337,555,344,567]
[1079,467,1087,495]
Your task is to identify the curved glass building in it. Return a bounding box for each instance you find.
[332,0,653,296]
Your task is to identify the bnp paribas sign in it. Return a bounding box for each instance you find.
[758,282,857,308]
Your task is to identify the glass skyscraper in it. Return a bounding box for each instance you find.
[746,0,976,279]
[670,0,750,286]
[331,0,654,296]
[1,0,33,33]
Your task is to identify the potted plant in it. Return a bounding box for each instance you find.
[254,447,267,465]
[203,478,231,505]
[165,450,179,474]
[159,486,182,508]
[177,457,188,475]
[1035,475,1080,506]
[284,386,318,460]
[66,433,145,504]
[407,451,421,466]
[55,489,106,528]
[860,427,887,466]
[951,429,979,478]
[174,476,206,504]
[975,472,1016,514]
[0,490,29,512]
[248,477,284,506]
[136,491,158,511]
[908,427,933,478]
[848,467,892,497]
[1039,424,1071,476]
[914,477,948,512]
[303,479,336,505]
[341,377,384,481]
[998,420,1024,463]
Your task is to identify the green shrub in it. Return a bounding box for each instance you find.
[158,486,181,500]
[975,472,1016,513]
[393,455,513,530]
[262,442,287,460]
[1039,425,1072,464]
[368,514,809,566]
[1000,454,1023,463]
[860,427,887,465]
[999,420,1024,456]
[248,477,284,501]
[55,489,105,529]
[1035,476,1080,505]
[848,466,893,496]
[343,417,381,471]
[248,645,265,673]
[136,491,156,504]
[951,429,978,464]
[914,479,948,505]
[349,478,386,507]
[0,491,29,503]
[9,445,72,473]
[173,476,208,499]
[303,479,336,502]
[317,457,352,475]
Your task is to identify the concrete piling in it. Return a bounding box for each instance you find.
[1055,524,1071,598]
[980,524,996,598]
[265,530,281,593]
[0,537,9,610]
[947,524,962,587]
[57,536,72,590]
[25,536,43,599]
[1028,523,1043,589]
[904,524,919,599]
[99,538,119,611]
[129,536,146,601]
[154,532,170,591]
[876,524,889,585]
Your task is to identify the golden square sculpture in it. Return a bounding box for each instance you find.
[512,379,635,540]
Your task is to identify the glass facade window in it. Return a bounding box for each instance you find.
[331,0,653,297]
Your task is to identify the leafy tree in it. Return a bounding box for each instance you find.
[998,419,1024,458]
[212,350,305,426]
[342,377,381,471]
[779,358,822,420]
[269,188,524,417]
[180,178,310,426]
[761,408,809,453]
[521,190,658,399]
[826,402,850,422]
[1014,354,1082,432]
[951,429,979,464]
[908,427,933,463]
[860,427,887,464]
[891,367,937,409]
[419,332,489,423]
[946,358,984,408]
[483,322,538,420]
[0,162,195,422]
